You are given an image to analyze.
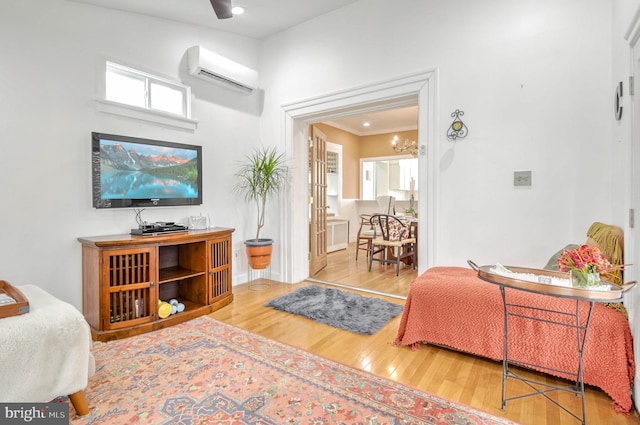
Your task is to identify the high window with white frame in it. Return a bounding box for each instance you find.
[99,62,197,130]
[106,62,191,118]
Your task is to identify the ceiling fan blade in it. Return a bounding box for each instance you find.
[210,0,233,19]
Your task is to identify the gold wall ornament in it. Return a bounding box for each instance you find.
[447,109,468,141]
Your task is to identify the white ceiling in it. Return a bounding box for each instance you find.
[70,0,360,40]
[325,106,419,136]
[70,0,418,136]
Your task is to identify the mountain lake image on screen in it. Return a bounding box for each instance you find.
[92,132,203,208]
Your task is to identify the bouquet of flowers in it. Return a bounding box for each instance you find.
[557,244,615,286]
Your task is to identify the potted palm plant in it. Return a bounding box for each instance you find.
[234,146,289,269]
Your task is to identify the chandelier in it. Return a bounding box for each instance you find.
[391,135,418,157]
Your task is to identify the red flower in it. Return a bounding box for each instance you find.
[557,245,615,277]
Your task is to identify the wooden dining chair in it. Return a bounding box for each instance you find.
[355,214,375,261]
[368,214,416,276]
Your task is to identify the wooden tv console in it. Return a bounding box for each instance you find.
[78,228,234,341]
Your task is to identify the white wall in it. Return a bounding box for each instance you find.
[0,0,263,309]
[260,0,615,270]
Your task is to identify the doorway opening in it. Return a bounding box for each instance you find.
[309,110,420,298]
[280,70,437,298]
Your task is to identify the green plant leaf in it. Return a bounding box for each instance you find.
[233,146,289,240]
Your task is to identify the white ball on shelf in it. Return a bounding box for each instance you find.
[176,303,185,313]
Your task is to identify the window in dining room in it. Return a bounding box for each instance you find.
[361,156,418,201]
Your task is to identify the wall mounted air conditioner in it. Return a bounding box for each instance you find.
[187,45,258,95]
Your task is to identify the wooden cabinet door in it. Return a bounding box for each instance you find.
[207,236,232,303]
[100,247,157,330]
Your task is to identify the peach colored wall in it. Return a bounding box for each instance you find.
[311,125,418,199]
[313,123,360,199]
[359,130,418,159]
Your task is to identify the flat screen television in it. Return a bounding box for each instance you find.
[92,132,202,209]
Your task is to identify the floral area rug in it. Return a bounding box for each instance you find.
[69,316,519,424]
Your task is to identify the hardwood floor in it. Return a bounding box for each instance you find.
[209,243,639,425]
[311,241,418,297]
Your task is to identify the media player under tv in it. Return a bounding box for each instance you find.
[130,223,188,235]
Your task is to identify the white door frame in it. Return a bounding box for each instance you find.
[279,70,438,283]
[624,5,640,408]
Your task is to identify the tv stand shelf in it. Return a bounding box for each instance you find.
[159,266,205,283]
[78,228,234,341]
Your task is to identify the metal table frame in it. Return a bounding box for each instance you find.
[471,263,632,425]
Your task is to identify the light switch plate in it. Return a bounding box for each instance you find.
[514,171,532,187]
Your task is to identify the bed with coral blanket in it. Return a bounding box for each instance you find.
[394,266,635,413]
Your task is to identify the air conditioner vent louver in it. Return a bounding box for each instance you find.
[197,69,253,94]
[187,45,258,95]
